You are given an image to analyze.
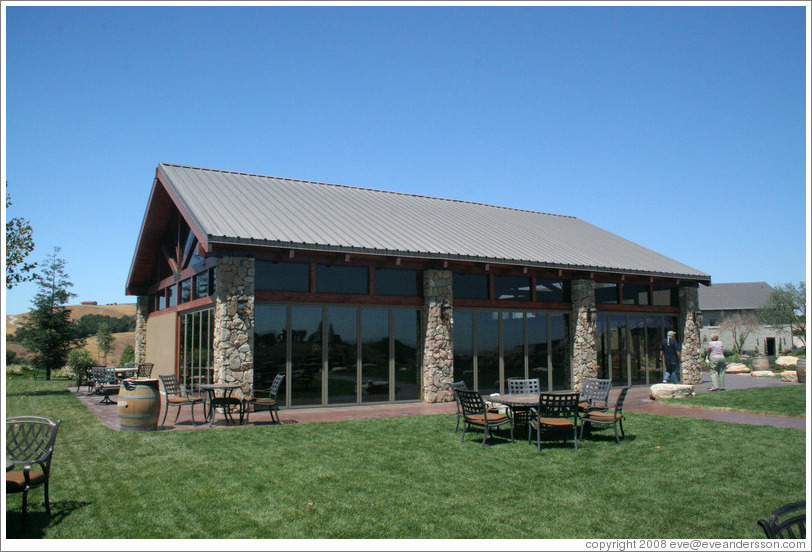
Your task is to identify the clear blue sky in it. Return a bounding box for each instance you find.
[3,3,809,316]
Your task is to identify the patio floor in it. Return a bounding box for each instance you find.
[70,373,806,432]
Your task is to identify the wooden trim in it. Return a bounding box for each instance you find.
[146,296,215,319]
[596,304,680,313]
[255,290,423,306]
[149,258,217,295]
[454,298,572,311]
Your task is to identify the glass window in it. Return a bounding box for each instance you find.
[290,306,323,406]
[327,307,358,405]
[595,283,619,304]
[256,261,310,292]
[393,309,420,401]
[494,276,531,301]
[550,314,571,390]
[166,285,176,308]
[180,279,191,304]
[453,311,474,389]
[502,311,525,383]
[316,265,368,295]
[527,312,549,387]
[454,273,488,300]
[623,284,650,306]
[476,311,500,394]
[375,268,421,297]
[193,270,209,299]
[158,292,167,311]
[254,305,288,395]
[362,309,390,403]
[652,285,679,307]
[536,279,570,303]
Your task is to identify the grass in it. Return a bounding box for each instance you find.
[4,374,807,540]
[660,385,807,417]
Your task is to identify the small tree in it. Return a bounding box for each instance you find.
[758,282,806,348]
[719,311,760,356]
[67,348,95,388]
[95,323,114,365]
[18,247,81,380]
[5,189,37,289]
[119,345,135,366]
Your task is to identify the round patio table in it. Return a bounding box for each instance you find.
[199,383,243,426]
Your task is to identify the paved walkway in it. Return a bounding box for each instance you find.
[70,373,807,432]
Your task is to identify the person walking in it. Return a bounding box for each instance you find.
[705,333,727,391]
[659,330,681,384]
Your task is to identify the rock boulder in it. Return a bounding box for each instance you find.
[750,370,775,378]
[725,362,750,374]
[649,383,694,400]
[781,371,798,383]
[775,356,799,367]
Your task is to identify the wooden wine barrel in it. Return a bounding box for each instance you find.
[751,357,771,372]
[117,378,161,431]
[796,358,806,384]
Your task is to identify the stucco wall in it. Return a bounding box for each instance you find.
[145,311,177,377]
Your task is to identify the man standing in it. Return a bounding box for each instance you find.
[659,330,681,384]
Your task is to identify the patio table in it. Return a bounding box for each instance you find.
[199,383,243,426]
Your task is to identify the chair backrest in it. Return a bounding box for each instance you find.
[614,386,631,416]
[159,374,182,397]
[537,392,580,419]
[582,378,611,408]
[6,416,61,470]
[758,500,806,539]
[507,378,540,395]
[137,363,154,378]
[456,389,487,417]
[92,367,117,385]
[269,373,285,398]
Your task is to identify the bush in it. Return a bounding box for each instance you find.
[66,348,95,387]
[6,350,18,365]
[119,345,135,367]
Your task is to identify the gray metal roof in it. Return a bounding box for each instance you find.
[698,282,773,311]
[158,163,710,281]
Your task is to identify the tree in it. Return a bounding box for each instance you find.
[5,189,37,289]
[758,282,806,348]
[719,311,760,356]
[18,247,81,380]
[95,323,114,365]
[119,345,135,366]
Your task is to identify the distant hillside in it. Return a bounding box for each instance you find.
[6,303,137,366]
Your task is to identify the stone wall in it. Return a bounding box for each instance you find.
[679,286,702,384]
[134,295,149,364]
[421,269,454,403]
[213,256,255,398]
[570,279,598,391]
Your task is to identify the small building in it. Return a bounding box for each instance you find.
[699,282,794,355]
[125,163,711,407]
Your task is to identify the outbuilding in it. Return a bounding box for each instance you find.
[126,163,711,408]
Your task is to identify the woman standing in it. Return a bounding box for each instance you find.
[705,333,727,391]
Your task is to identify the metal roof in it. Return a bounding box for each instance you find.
[156,163,710,281]
[698,282,773,311]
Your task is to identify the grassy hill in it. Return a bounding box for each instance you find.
[6,303,137,367]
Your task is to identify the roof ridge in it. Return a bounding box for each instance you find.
[158,162,577,220]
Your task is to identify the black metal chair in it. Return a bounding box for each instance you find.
[528,392,581,452]
[579,386,630,443]
[449,381,468,432]
[91,366,119,404]
[506,377,540,427]
[244,374,285,424]
[159,374,204,426]
[578,377,611,413]
[136,363,155,378]
[758,500,806,539]
[6,416,62,529]
[456,389,514,446]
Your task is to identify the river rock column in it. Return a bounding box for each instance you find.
[212,256,255,398]
[421,269,454,403]
[679,286,702,384]
[134,295,149,364]
[571,279,598,392]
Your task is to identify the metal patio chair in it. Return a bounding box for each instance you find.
[757,500,806,539]
[578,377,611,413]
[449,381,468,432]
[579,386,630,443]
[159,374,204,426]
[6,416,62,529]
[456,389,514,446]
[528,392,580,452]
[244,373,285,424]
[136,363,155,378]
[91,366,119,404]
[506,378,540,427]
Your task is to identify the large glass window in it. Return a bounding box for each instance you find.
[454,273,488,300]
[166,285,176,308]
[453,311,474,389]
[495,276,531,301]
[193,270,210,299]
[653,285,679,307]
[180,278,191,304]
[595,283,619,304]
[536,279,570,303]
[646,316,663,383]
[609,315,627,385]
[629,315,647,385]
[527,312,549,386]
[290,306,323,406]
[327,307,358,404]
[256,261,310,292]
[550,314,571,389]
[476,311,500,394]
[254,305,288,396]
[623,284,650,306]
[316,265,368,295]
[375,268,421,297]
[362,309,390,403]
[502,311,526,382]
[393,309,420,401]
[178,308,214,396]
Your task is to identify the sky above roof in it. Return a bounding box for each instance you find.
[2,2,809,316]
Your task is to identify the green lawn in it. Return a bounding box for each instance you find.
[660,385,807,417]
[4,375,807,540]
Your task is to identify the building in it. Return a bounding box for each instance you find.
[698,282,794,356]
[126,163,711,408]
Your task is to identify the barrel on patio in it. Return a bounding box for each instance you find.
[117,378,161,431]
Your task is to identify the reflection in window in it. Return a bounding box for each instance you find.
[193,270,209,299]
[256,261,310,292]
[254,305,288,395]
[362,309,390,403]
[180,279,191,304]
[476,311,500,394]
[536,279,570,303]
[502,311,525,382]
[454,273,488,300]
[393,309,420,400]
[652,285,679,307]
[495,276,531,301]
[290,306,323,406]
[623,284,649,306]
[375,268,421,297]
[453,311,474,389]
[316,265,368,295]
[327,307,358,404]
[595,283,619,304]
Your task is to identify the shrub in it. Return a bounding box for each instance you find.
[6,350,18,365]
[66,348,95,387]
[119,345,135,366]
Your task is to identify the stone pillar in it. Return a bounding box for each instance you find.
[570,279,598,392]
[421,269,454,403]
[679,286,702,384]
[134,295,149,364]
[212,256,255,398]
